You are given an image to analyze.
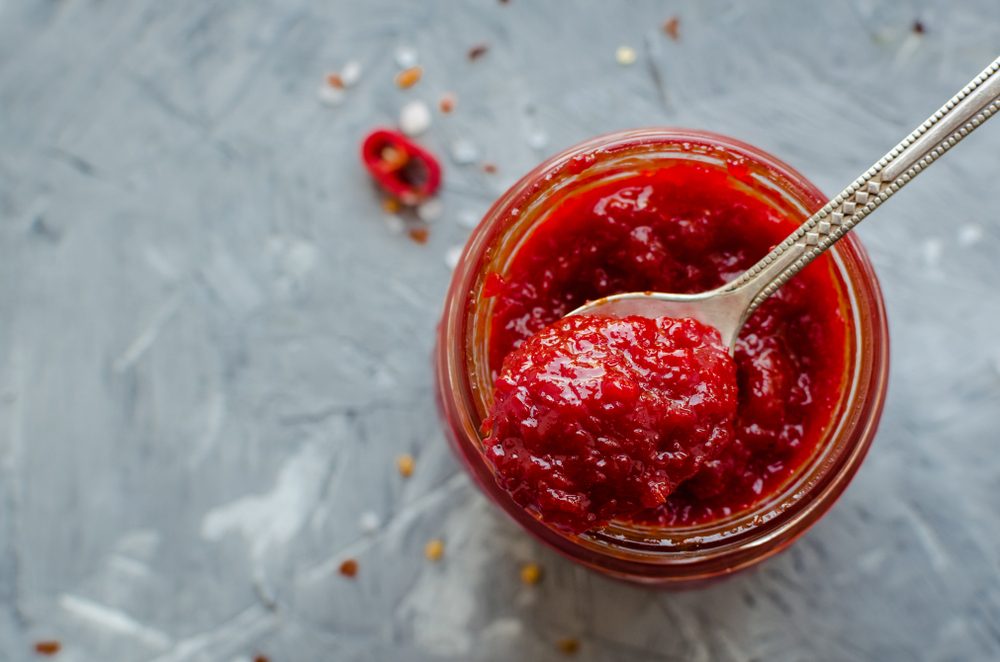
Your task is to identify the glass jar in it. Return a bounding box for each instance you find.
[435,129,889,586]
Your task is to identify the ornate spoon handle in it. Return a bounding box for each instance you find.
[726,56,1000,315]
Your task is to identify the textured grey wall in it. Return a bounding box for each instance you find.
[1,1,999,660]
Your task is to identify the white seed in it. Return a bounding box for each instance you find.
[445,245,464,269]
[958,224,983,246]
[341,60,362,87]
[317,84,345,106]
[449,138,480,165]
[417,198,444,222]
[616,45,637,66]
[922,238,942,266]
[358,511,381,534]
[395,45,419,69]
[400,100,432,136]
[456,209,480,229]
[526,128,549,150]
[384,214,405,234]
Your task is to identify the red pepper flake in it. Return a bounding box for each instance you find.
[34,641,62,656]
[663,16,681,40]
[482,162,497,174]
[408,227,430,244]
[483,272,506,298]
[382,198,402,214]
[395,66,423,89]
[362,129,442,205]
[339,558,359,577]
[325,73,345,89]
[912,20,925,35]
[467,44,489,61]
[439,93,456,114]
[253,656,270,662]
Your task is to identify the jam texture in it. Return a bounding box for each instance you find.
[485,161,847,530]
[483,316,738,533]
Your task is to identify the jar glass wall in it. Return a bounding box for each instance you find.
[435,129,889,586]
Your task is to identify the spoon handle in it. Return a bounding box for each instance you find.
[726,56,1000,315]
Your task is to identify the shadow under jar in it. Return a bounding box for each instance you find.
[435,129,889,586]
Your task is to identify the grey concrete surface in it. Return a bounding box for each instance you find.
[1,1,999,660]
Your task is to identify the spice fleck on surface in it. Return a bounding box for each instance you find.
[439,93,456,113]
[397,453,416,476]
[556,638,580,655]
[34,641,62,656]
[407,227,430,244]
[395,66,423,89]
[468,43,489,61]
[339,558,359,578]
[424,538,445,561]
[664,16,681,40]
[482,162,497,174]
[520,562,543,584]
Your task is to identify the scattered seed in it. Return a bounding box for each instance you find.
[520,562,543,585]
[526,128,549,150]
[317,84,345,106]
[397,453,416,476]
[395,46,419,69]
[468,43,489,61]
[457,210,480,229]
[449,138,480,165]
[326,73,345,89]
[958,225,983,246]
[384,214,405,235]
[341,60,362,87]
[482,162,498,174]
[616,45,637,66]
[359,511,381,534]
[424,538,445,561]
[400,100,432,136]
[556,638,580,655]
[663,16,681,40]
[339,558,359,578]
[445,245,463,269]
[439,92,457,114]
[395,66,423,89]
[34,641,62,656]
[417,198,444,222]
[912,20,925,35]
[408,227,430,244]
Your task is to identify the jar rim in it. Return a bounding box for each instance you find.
[436,128,889,583]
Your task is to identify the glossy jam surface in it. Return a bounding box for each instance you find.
[483,316,738,533]
[486,161,848,529]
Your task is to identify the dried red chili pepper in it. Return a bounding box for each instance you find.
[361,129,442,205]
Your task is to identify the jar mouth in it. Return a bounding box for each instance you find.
[438,129,889,579]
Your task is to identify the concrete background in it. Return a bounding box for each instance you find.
[1,1,999,660]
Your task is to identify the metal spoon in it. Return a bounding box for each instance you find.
[570,56,1000,350]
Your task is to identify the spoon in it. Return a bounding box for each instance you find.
[570,56,1000,350]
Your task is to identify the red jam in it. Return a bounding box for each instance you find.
[485,161,848,531]
[483,315,738,533]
